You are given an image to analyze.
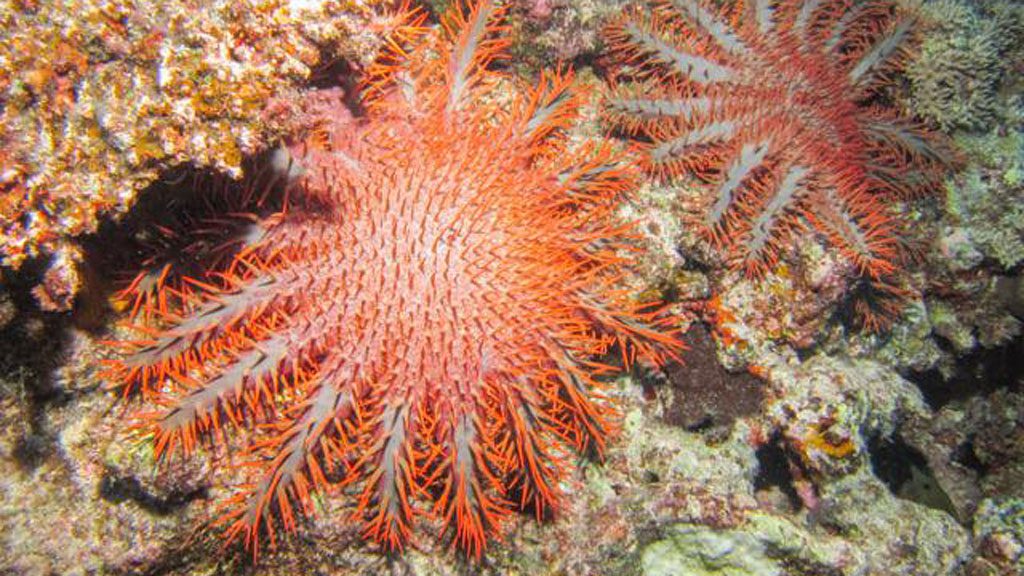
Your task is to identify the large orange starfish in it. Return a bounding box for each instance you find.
[107,0,679,559]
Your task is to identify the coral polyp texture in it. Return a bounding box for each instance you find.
[604,0,952,329]
[105,0,679,559]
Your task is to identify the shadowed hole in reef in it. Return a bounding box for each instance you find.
[908,333,1023,410]
[753,438,803,512]
[3,158,286,471]
[0,258,77,472]
[84,153,290,307]
[950,438,987,476]
[868,434,958,517]
[12,432,52,471]
[99,472,208,516]
[306,58,365,115]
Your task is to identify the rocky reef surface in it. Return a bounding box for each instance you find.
[0,0,1022,574]
[0,0,395,310]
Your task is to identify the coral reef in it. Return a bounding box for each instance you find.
[900,387,1024,524]
[878,122,1024,375]
[0,0,392,309]
[106,0,680,559]
[971,498,1024,574]
[507,0,626,70]
[942,128,1024,271]
[9,313,998,575]
[0,0,1020,573]
[907,0,1003,133]
[603,0,953,330]
[907,0,1024,133]
[0,388,206,575]
[618,353,971,576]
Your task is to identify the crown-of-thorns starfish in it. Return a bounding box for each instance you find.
[604,0,953,330]
[105,0,681,559]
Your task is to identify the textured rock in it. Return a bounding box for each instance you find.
[0,0,391,306]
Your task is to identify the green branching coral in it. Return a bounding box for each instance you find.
[907,0,1022,133]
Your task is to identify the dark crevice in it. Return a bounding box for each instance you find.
[307,58,366,117]
[907,333,1024,410]
[753,439,803,511]
[84,153,290,312]
[951,439,989,477]
[0,258,77,472]
[85,163,228,286]
[869,433,928,493]
[0,258,73,397]
[98,472,208,516]
[2,159,285,469]
[683,415,714,434]
[777,558,844,576]
[11,431,52,472]
[868,433,957,517]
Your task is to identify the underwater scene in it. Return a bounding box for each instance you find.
[0,0,1022,574]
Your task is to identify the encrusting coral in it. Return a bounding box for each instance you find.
[0,0,392,309]
[602,0,953,330]
[105,0,681,559]
[943,129,1024,271]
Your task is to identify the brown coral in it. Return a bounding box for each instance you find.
[0,0,392,309]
